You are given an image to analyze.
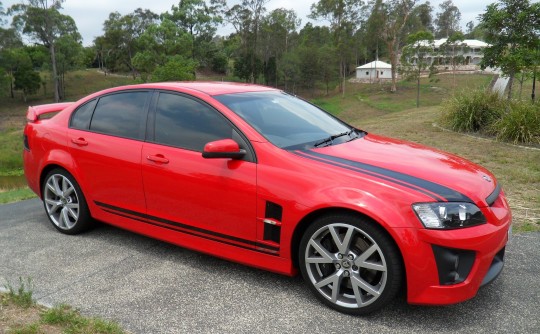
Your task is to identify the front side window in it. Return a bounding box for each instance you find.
[215,91,355,149]
[154,93,233,152]
[90,91,148,140]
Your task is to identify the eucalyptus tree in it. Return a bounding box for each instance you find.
[219,0,270,82]
[259,8,301,86]
[379,0,417,92]
[132,19,196,82]
[100,9,159,77]
[162,0,223,67]
[401,30,435,107]
[480,0,540,100]
[309,0,366,96]
[441,31,466,90]
[434,0,461,38]
[9,0,80,102]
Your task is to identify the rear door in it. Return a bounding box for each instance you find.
[68,90,150,216]
[141,91,262,252]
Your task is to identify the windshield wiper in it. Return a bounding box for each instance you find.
[314,129,356,148]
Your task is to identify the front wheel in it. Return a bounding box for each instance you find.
[42,168,92,235]
[299,214,403,315]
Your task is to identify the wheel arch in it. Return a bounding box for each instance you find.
[39,163,84,201]
[290,207,406,273]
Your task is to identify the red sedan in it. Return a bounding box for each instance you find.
[23,82,511,314]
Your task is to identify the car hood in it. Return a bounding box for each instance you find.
[298,133,498,207]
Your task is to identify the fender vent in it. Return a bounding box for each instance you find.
[264,202,282,244]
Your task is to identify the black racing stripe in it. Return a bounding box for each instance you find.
[294,150,443,201]
[101,208,278,255]
[485,183,501,206]
[297,150,473,203]
[95,201,280,254]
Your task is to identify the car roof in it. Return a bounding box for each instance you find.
[123,82,279,96]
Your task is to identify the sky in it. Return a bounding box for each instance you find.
[2,0,494,46]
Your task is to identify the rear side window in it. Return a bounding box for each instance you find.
[90,91,148,140]
[154,93,233,151]
[70,99,97,130]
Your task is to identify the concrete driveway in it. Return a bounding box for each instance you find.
[1,199,539,333]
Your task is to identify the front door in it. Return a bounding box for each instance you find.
[141,92,259,250]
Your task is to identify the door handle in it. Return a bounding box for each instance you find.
[71,138,88,146]
[146,154,169,164]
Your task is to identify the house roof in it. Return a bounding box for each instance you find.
[415,38,489,48]
[356,60,392,69]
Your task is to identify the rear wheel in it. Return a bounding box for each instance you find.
[299,214,403,315]
[42,169,92,235]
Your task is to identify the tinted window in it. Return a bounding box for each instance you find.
[154,93,233,151]
[71,99,97,130]
[90,91,148,140]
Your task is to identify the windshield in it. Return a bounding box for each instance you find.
[215,91,360,149]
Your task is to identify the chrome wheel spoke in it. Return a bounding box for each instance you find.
[46,180,58,196]
[53,176,63,197]
[354,244,386,272]
[306,239,335,264]
[351,274,381,297]
[63,185,75,197]
[329,225,354,254]
[315,272,343,304]
[45,199,61,213]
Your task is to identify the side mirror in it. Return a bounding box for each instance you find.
[202,139,246,159]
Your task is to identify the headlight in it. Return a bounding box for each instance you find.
[412,203,486,229]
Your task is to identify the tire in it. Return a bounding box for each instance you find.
[298,213,403,315]
[42,168,92,235]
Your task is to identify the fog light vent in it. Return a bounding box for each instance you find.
[432,245,476,285]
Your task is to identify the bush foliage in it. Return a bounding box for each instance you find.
[440,89,540,144]
[440,89,503,132]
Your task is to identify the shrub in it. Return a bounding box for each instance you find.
[492,101,540,144]
[440,89,503,132]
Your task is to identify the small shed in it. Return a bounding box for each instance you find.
[356,60,392,81]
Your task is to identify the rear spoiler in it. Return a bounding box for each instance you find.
[26,102,74,123]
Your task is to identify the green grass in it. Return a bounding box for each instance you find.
[0,187,36,204]
[1,277,126,334]
[5,277,34,309]
[41,304,125,334]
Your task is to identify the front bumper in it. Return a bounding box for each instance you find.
[396,192,512,305]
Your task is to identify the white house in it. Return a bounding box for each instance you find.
[356,60,393,81]
[409,38,489,66]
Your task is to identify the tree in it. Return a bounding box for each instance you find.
[309,0,366,96]
[362,0,386,63]
[132,19,195,81]
[379,0,417,92]
[434,0,461,38]
[220,0,270,83]
[9,0,80,102]
[260,8,301,86]
[55,34,84,97]
[99,9,159,77]
[14,62,41,102]
[480,0,540,100]
[163,0,222,67]
[151,55,197,82]
[401,30,435,107]
[441,31,466,90]
[415,1,434,33]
